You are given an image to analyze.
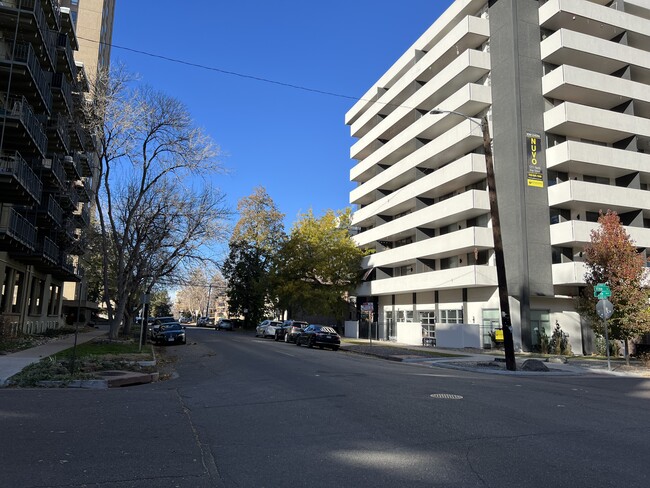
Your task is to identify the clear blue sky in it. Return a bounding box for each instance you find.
[111,1,453,232]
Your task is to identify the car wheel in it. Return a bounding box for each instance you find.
[308,337,314,348]
[318,345,324,350]
[296,337,301,346]
[331,346,339,351]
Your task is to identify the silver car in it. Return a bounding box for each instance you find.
[255,320,283,338]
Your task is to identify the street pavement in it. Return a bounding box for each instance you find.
[1,326,648,387]
[1,328,650,487]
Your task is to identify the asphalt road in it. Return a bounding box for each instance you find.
[1,328,649,488]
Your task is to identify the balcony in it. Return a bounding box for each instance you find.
[0,151,43,205]
[62,152,81,181]
[68,120,86,152]
[58,182,80,210]
[552,261,588,286]
[354,190,490,247]
[544,101,650,145]
[356,265,497,297]
[361,226,494,269]
[37,194,64,228]
[0,0,57,69]
[548,179,650,214]
[74,179,91,203]
[0,207,37,251]
[14,234,60,269]
[55,32,77,82]
[72,204,90,228]
[47,113,71,154]
[1,96,48,157]
[50,72,74,116]
[41,154,67,191]
[0,41,53,115]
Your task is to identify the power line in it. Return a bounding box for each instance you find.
[77,36,415,111]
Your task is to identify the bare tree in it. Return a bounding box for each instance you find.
[86,68,230,338]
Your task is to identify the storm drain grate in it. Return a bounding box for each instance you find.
[430,393,463,400]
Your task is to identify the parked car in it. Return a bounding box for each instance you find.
[295,325,340,350]
[216,318,235,331]
[151,321,186,345]
[148,316,178,339]
[276,320,309,343]
[255,320,282,338]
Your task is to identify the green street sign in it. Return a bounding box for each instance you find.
[594,283,611,299]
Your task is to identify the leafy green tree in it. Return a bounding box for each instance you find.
[222,188,285,327]
[271,208,367,322]
[577,211,650,362]
[150,290,173,317]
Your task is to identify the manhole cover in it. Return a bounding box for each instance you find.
[430,393,463,400]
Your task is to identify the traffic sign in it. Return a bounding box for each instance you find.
[594,283,611,300]
[596,299,614,320]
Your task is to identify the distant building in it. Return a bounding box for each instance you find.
[346,0,650,353]
[0,0,115,334]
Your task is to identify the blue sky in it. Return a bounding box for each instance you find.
[111,1,453,232]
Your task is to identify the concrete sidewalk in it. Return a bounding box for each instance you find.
[340,340,650,377]
[0,325,108,387]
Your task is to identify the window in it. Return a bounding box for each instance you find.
[48,284,60,316]
[11,271,24,314]
[419,311,435,325]
[1,267,11,312]
[440,256,459,269]
[530,310,551,348]
[439,309,463,324]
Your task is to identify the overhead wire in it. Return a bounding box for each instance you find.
[76,36,419,112]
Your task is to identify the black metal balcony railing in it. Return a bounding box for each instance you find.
[0,207,37,250]
[41,154,67,190]
[1,41,53,114]
[69,120,86,151]
[0,151,43,204]
[59,181,80,209]
[56,32,77,81]
[75,178,91,202]
[42,0,61,31]
[49,71,73,115]
[73,204,90,227]
[44,194,64,226]
[1,0,58,69]
[41,235,59,264]
[3,96,48,157]
[47,113,71,154]
[61,252,75,275]
[62,152,82,180]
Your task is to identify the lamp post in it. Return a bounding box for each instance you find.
[430,109,516,370]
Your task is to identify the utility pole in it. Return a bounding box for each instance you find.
[430,110,516,370]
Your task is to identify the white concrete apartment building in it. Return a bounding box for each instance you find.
[346,0,650,353]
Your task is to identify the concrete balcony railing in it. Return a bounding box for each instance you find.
[356,265,497,297]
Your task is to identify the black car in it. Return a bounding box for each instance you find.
[295,325,340,350]
[151,322,186,345]
[275,320,309,343]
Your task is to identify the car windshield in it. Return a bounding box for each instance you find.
[161,324,182,331]
[156,317,176,324]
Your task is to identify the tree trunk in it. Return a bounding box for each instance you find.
[625,338,630,366]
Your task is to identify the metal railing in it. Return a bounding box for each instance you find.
[49,113,71,153]
[41,235,59,263]
[10,42,53,113]
[41,154,67,189]
[0,207,37,250]
[56,32,77,81]
[45,194,64,226]
[0,150,43,203]
[49,72,73,115]
[5,96,48,156]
